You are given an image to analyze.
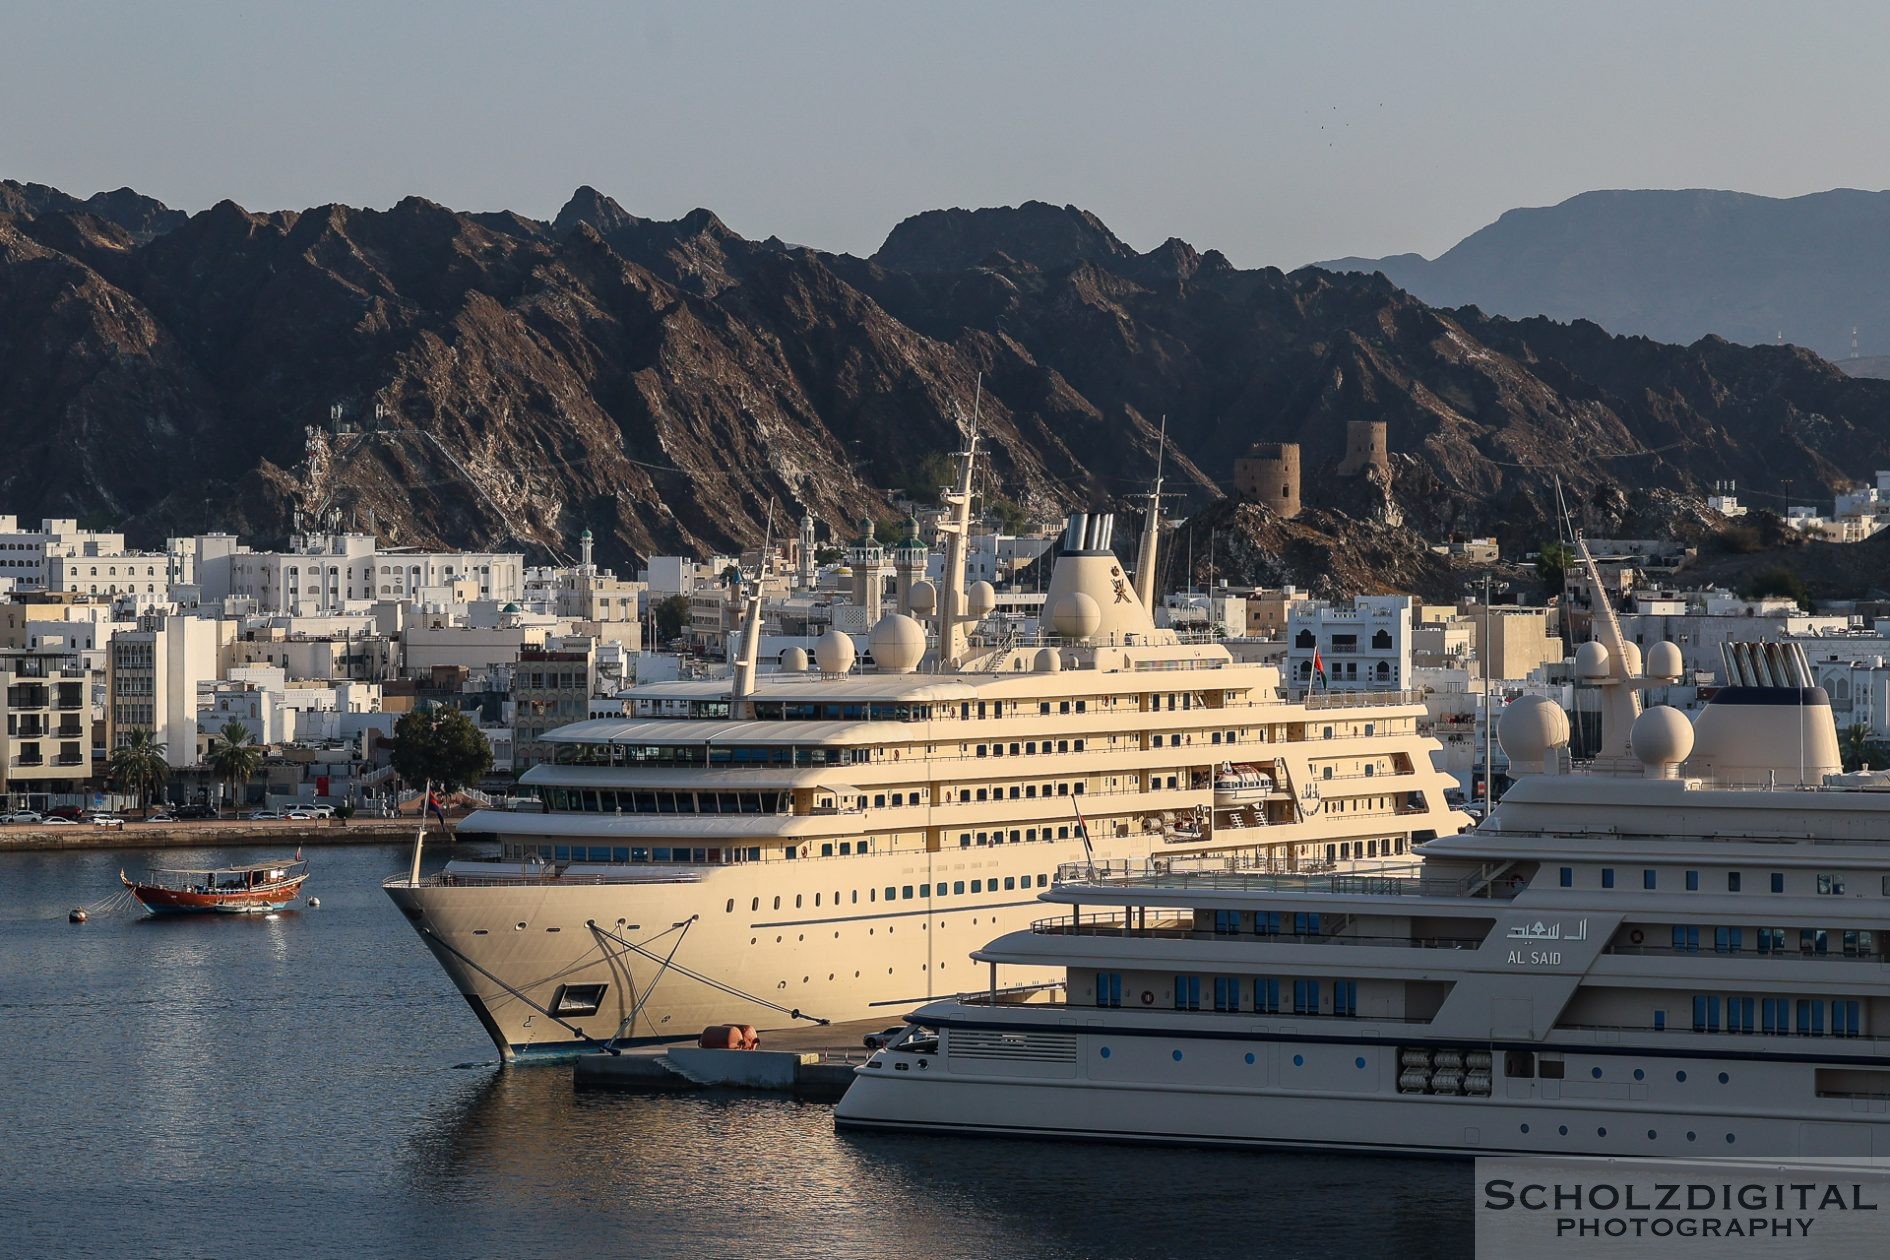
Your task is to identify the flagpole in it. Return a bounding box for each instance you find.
[408,778,430,887]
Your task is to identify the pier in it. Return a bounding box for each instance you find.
[573,1017,891,1101]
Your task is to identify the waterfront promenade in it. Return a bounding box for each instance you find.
[0,815,480,853]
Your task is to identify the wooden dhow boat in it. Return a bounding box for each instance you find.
[122,855,310,914]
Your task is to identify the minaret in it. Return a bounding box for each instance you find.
[798,512,817,589]
[848,516,884,625]
[893,513,927,614]
[579,528,594,573]
[1133,418,1166,610]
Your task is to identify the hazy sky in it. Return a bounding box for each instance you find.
[5,0,1889,268]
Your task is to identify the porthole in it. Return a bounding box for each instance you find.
[1244,1053,1256,1065]
[1647,1130,1657,1140]
[1676,1070,1687,1082]
[1100,1047,1112,1059]
[1355,1057,1367,1069]
[1597,1127,1607,1138]
[472,929,488,936]
[1172,1050,1183,1062]
[1591,1066,1602,1079]
[1292,1054,1304,1067]
[1686,1131,1697,1142]
[1633,1068,1645,1081]
[1718,1072,1729,1084]
[514,922,526,930]
[1520,1124,1530,1134]
[1558,1126,1568,1136]
[1725,1133,1736,1144]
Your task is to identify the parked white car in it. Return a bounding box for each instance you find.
[284,811,315,821]
[304,805,335,819]
[87,815,125,828]
[1,810,43,824]
[41,816,74,825]
[248,810,284,821]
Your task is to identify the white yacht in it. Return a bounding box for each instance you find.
[836,543,1890,1159]
[385,434,1465,1059]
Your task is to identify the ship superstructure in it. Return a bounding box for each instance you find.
[386,428,1465,1059]
[836,542,1890,1159]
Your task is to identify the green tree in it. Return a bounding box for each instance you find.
[390,707,493,793]
[653,593,691,644]
[1535,542,1576,593]
[207,720,262,816]
[108,728,169,817]
[1743,565,1813,612]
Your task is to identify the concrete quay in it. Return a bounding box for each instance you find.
[0,817,481,853]
[573,1017,892,1102]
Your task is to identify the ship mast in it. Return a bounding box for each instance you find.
[937,377,982,670]
[730,502,775,718]
[1133,416,1167,611]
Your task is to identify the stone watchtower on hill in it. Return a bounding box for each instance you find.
[1234,442,1301,518]
[1337,420,1390,478]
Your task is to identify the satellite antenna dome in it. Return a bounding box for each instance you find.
[1497,694,1569,770]
[1645,641,1683,682]
[867,613,926,673]
[814,628,856,675]
[967,580,997,617]
[1051,591,1103,641]
[780,646,810,672]
[908,580,938,614]
[1631,705,1695,776]
[1620,640,1644,678]
[1574,641,1611,682]
[1033,646,1062,673]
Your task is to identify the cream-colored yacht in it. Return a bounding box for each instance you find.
[386,434,1465,1059]
[837,542,1890,1159]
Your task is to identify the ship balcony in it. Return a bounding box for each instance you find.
[956,993,1433,1024]
[1055,859,1524,902]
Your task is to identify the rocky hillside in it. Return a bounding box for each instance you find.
[1321,188,1890,363]
[5,181,1890,573]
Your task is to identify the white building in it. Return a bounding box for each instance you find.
[194,531,524,615]
[106,612,230,767]
[0,517,131,593]
[1285,595,1413,692]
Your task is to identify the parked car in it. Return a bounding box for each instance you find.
[87,815,125,828]
[175,803,216,820]
[41,816,74,825]
[1,810,43,824]
[144,812,177,823]
[248,810,285,821]
[284,811,315,821]
[304,805,335,819]
[863,1026,908,1050]
[45,806,85,821]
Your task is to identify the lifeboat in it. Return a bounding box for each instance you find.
[1212,762,1275,806]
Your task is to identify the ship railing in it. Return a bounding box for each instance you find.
[1054,857,1516,901]
[384,868,707,889]
[957,995,1432,1024]
[1603,943,1882,963]
[1298,689,1425,710]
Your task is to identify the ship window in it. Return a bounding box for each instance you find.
[773,897,781,910]
[1771,872,1784,893]
[1672,926,1699,953]
[1333,980,1358,1017]
[1844,930,1875,957]
[972,880,982,893]
[1685,870,1699,891]
[1643,869,1656,890]
[1817,873,1846,895]
[1802,929,1829,954]
[1714,927,1742,954]
[1254,978,1280,1013]
[752,898,760,911]
[960,834,971,847]
[1174,975,1201,1010]
[1096,972,1124,1007]
[976,745,987,758]
[902,886,914,899]
[1213,977,1241,1012]
[1505,1051,1535,1079]
[725,899,734,913]
[820,843,834,857]
[884,886,896,901]
[1728,872,1742,893]
[1292,979,1320,1014]
[1038,874,1049,887]
[1003,877,1015,890]
[1323,767,1333,780]
[919,884,929,897]
[1653,1010,1665,1031]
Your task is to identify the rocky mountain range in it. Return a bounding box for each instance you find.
[5,179,1890,583]
[1321,188,1890,364]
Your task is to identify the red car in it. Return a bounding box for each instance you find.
[45,805,86,821]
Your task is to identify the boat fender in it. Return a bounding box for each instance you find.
[1141,991,1154,1006]
[68,908,87,924]
[307,897,321,909]
[1630,929,1643,945]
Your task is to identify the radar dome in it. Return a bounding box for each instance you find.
[780,646,809,672]
[1645,641,1683,682]
[1575,641,1611,681]
[967,580,997,617]
[814,628,856,675]
[1631,705,1695,776]
[1497,694,1570,773]
[1620,640,1643,678]
[868,613,926,673]
[1051,591,1103,641]
[908,580,937,614]
[1033,646,1062,673]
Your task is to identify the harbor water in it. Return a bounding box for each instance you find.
[2,843,1473,1259]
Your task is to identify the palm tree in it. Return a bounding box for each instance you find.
[207,720,263,817]
[108,728,169,817]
